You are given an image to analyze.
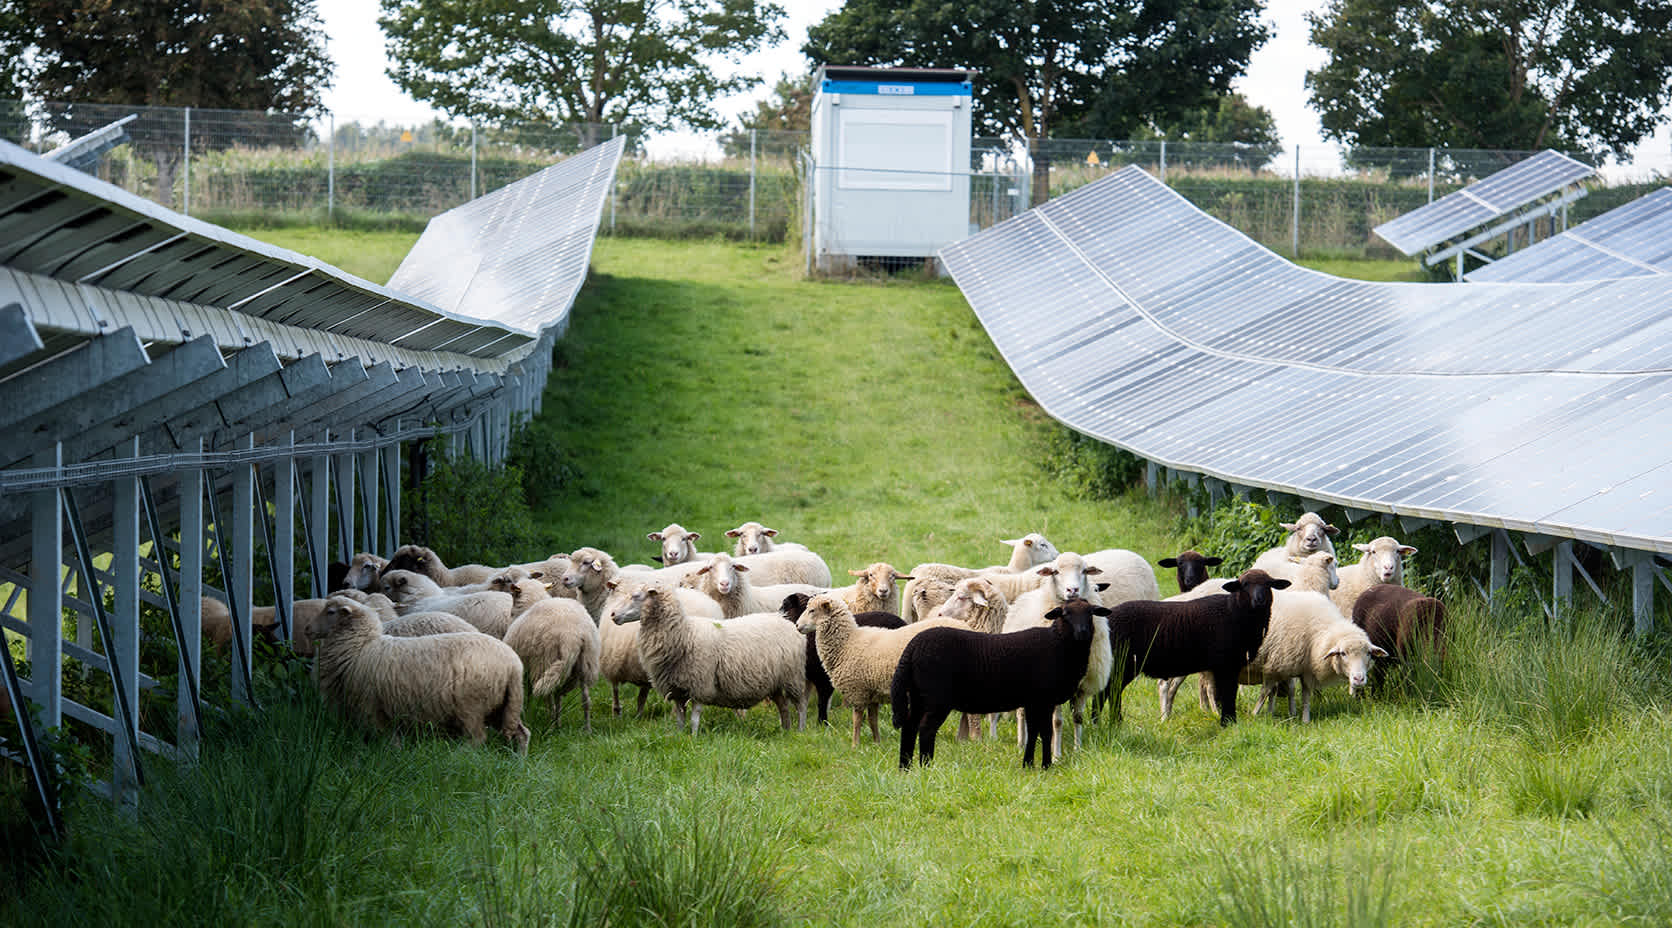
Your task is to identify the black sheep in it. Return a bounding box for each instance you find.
[1106,569,1290,727]
[1351,584,1446,673]
[779,592,905,725]
[1157,550,1223,594]
[891,598,1109,770]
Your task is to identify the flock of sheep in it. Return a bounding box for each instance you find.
[203,514,1447,767]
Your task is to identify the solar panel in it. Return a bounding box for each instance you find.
[1373,150,1595,256]
[1465,187,1672,282]
[389,136,624,336]
[941,165,1672,555]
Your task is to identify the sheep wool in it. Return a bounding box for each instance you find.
[308,596,529,753]
[503,597,601,732]
[1247,591,1388,723]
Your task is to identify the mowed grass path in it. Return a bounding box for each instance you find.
[15,232,1664,927]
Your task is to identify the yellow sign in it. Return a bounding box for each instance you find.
[1086,151,1101,165]
[400,130,414,143]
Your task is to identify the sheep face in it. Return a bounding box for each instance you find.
[938,577,998,623]
[778,592,812,625]
[649,523,700,565]
[697,554,745,596]
[726,521,778,555]
[1282,513,1339,555]
[1037,554,1101,602]
[309,596,374,641]
[1328,639,1390,695]
[563,548,613,594]
[1354,537,1417,583]
[909,578,956,619]
[342,553,387,591]
[1001,533,1061,565]
[1291,552,1340,591]
[849,563,905,601]
[379,569,433,606]
[1157,551,1223,593]
[1044,599,1110,644]
[795,593,845,633]
[1221,569,1291,614]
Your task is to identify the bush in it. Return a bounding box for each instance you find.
[402,437,540,568]
[1039,426,1147,500]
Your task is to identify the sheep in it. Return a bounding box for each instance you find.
[595,581,663,718]
[1080,547,1162,606]
[1155,551,1340,720]
[622,581,807,735]
[732,547,832,587]
[382,544,499,587]
[648,523,714,567]
[1245,591,1388,723]
[1157,550,1223,594]
[1330,536,1418,617]
[332,589,478,637]
[1250,512,1339,574]
[200,595,325,656]
[778,592,906,727]
[1351,584,1447,670]
[725,521,809,556]
[503,596,601,732]
[792,592,965,746]
[902,533,1060,620]
[1003,552,1105,632]
[510,553,577,597]
[683,552,821,618]
[306,596,529,753]
[831,562,911,615]
[921,576,1010,741]
[1105,569,1291,727]
[903,576,960,626]
[892,598,1109,769]
[489,573,553,618]
[562,547,709,620]
[340,552,389,592]
[379,569,516,638]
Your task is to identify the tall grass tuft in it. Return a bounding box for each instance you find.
[1579,817,1672,923]
[1498,742,1607,818]
[1207,840,1402,928]
[566,801,793,928]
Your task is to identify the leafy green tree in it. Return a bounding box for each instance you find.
[804,0,1268,204]
[1306,0,1672,157]
[718,69,813,159]
[380,0,785,146]
[1129,92,1284,170]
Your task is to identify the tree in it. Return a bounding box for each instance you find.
[380,0,785,145]
[1306,0,1672,158]
[1131,92,1284,171]
[804,0,1268,205]
[718,69,813,159]
[4,0,333,203]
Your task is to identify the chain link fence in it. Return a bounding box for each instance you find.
[4,99,1666,256]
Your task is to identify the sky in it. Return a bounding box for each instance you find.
[320,0,1331,153]
[320,0,1666,170]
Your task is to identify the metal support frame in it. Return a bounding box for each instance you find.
[309,448,330,599]
[139,472,202,747]
[62,487,146,793]
[334,432,356,561]
[177,439,204,754]
[274,433,296,646]
[202,463,255,703]
[110,439,141,805]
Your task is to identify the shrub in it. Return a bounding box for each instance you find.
[402,437,539,568]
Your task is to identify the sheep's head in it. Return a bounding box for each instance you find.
[310,596,373,640]
[490,572,521,594]
[1222,569,1291,615]
[797,592,849,634]
[379,569,430,604]
[1044,599,1110,644]
[726,521,778,555]
[342,552,388,591]
[1039,554,1100,601]
[1000,532,1061,568]
[649,523,700,565]
[623,583,678,626]
[1158,550,1223,594]
[1354,537,1416,583]
[908,578,956,619]
[1327,636,1390,695]
[1288,552,1340,592]
[849,563,906,601]
[509,578,549,611]
[699,554,744,596]
[563,548,614,592]
[939,577,1004,623]
[1282,512,1339,555]
[779,592,813,625]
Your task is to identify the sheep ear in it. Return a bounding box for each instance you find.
[1399,545,1418,557]
[1083,565,1102,575]
[848,568,865,576]
[1354,543,1372,553]
[734,563,750,573]
[1268,579,1292,590]
[1044,606,1065,621]
[1371,645,1390,658]
[1204,556,1224,567]
[1157,557,1179,568]
[895,571,913,581]
[972,592,989,607]
[647,532,664,542]
[1325,524,1340,536]
[1093,606,1112,616]
[764,528,778,537]
[1280,521,1299,533]
[1036,565,1058,576]
[1095,583,1110,592]
[605,579,620,590]
[688,532,701,542]
[1221,580,1243,593]
[725,528,743,538]
[528,569,545,579]
[1325,648,1346,660]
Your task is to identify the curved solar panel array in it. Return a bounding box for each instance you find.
[0,137,622,813]
[1465,187,1672,283]
[1373,149,1595,256]
[940,165,1672,556]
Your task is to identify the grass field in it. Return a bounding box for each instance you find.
[6,234,1670,926]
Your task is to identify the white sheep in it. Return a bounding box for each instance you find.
[902,533,1060,620]
[732,546,832,587]
[379,569,516,638]
[648,523,715,566]
[831,562,910,615]
[510,553,577,597]
[383,544,499,587]
[683,552,821,618]
[503,597,601,732]
[724,521,809,556]
[200,595,326,656]
[1329,536,1417,617]
[332,589,479,637]
[340,552,388,592]
[794,592,967,746]
[1250,512,1339,574]
[306,596,529,753]
[1156,551,1340,719]
[597,581,663,717]
[624,582,807,735]
[1079,547,1162,606]
[1247,591,1389,723]
[1003,553,1104,632]
[489,573,553,618]
[561,547,706,620]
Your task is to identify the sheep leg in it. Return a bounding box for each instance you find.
[462,715,488,745]
[796,691,808,731]
[611,683,624,717]
[690,704,704,735]
[1015,709,1027,749]
[581,686,592,734]
[868,705,881,743]
[917,707,951,766]
[669,699,686,731]
[1199,676,1219,715]
[1072,696,1088,752]
[1157,677,1181,721]
[1211,668,1239,726]
[1051,706,1063,758]
[817,682,834,725]
[552,692,563,728]
[851,707,863,747]
[777,694,795,731]
[1300,681,1313,724]
[634,684,651,717]
[1253,683,1274,717]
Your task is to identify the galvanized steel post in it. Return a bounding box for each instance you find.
[231,435,256,705]
[111,438,141,806]
[1291,145,1301,258]
[182,106,191,215]
[177,440,204,755]
[28,444,62,726]
[275,431,295,648]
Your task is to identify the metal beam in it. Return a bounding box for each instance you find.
[154,352,331,453]
[28,445,63,726]
[0,301,45,367]
[0,326,148,431]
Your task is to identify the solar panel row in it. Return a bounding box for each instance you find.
[1466,187,1672,283]
[1372,150,1595,256]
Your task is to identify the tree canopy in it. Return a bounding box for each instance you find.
[803,0,1267,203]
[1306,0,1672,156]
[718,69,813,158]
[379,0,785,136]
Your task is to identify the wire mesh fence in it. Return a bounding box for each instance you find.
[3,99,1666,256]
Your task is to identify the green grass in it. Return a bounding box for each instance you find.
[9,235,1672,926]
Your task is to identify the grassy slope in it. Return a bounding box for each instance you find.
[14,230,1666,926]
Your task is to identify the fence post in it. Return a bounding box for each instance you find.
[328,111,335,218]
[610,124,619,233]
[1291,145,1300,258]
[182,106,191,215]
[470,121,478,201]
[1159,139,1166,184]
[749,128,757,240]
[1427,147,1435,203]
